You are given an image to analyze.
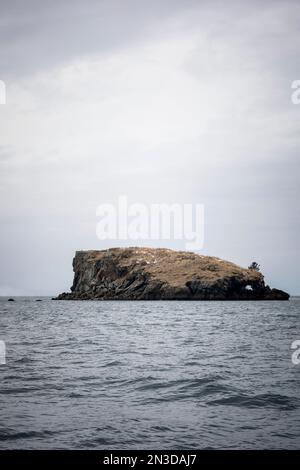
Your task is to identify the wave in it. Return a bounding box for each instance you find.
[0,429,57,441]
[210,393,299,410]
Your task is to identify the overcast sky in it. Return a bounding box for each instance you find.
[0,0,299,295]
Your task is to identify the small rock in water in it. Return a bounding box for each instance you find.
[8,298,15,301]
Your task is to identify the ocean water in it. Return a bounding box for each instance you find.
[0,297,299,449]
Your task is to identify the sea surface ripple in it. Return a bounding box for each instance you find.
[0,298,299,449]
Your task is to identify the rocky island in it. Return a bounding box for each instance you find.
[56,247,289,300]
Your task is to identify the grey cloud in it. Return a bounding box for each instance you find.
[0,0,299,295]
[0,0,194,78]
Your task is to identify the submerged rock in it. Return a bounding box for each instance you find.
[55,247,289,301]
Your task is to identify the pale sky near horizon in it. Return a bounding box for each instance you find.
[0,0,299,295]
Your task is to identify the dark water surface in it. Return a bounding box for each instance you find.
[0,297,299,449]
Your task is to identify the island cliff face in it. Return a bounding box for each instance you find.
[56,248,289,300]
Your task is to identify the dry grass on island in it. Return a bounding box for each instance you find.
[56,247,289,301]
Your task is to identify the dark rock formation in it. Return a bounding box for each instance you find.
[55,248,289,301]
[8,298,15,301]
